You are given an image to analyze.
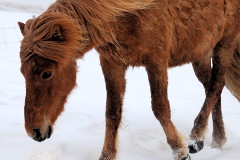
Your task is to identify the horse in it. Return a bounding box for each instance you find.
[18,0,240,159]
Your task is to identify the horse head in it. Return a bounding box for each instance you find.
[18,12,81,142]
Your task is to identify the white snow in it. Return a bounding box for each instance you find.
[0,0,55,13]
[0,1,239,160]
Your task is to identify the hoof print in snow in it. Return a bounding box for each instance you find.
[188,140,204,153]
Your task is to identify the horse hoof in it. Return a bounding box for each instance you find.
[188,140,204,153]
[181,154,191,160]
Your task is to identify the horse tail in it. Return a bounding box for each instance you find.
[224,46,240,101]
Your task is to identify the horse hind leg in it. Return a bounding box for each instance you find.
[189,52,227,153]
[211,98,226,148]
[189,37,235,154]
[146,62,190,160]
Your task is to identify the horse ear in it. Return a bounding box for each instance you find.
[18,22,25,36]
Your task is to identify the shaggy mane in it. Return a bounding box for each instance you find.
[20,12,82,64]
[51,0,155,44]
[20,0,155,64]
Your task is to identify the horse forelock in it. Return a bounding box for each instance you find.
[20,12,83,64]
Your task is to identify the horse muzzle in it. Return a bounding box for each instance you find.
[32,126,53,142]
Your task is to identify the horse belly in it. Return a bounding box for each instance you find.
[169,32,219,67]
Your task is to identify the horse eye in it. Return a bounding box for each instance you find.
[42,71,53,80]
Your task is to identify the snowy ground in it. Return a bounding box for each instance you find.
[0,1,239,160]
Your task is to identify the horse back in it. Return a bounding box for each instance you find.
[97,0,240,67]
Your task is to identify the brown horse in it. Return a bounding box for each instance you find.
[18,0,240,159]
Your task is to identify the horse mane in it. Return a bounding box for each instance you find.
[20,0,155,64]
[51,0,155,44]
[20,12,82,64]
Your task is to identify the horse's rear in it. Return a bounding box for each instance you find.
[185,0,240,153]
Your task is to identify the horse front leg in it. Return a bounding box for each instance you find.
[99,56,127,160]
[146,63,190,160]
[189,39,234,153]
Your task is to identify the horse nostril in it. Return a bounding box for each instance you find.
[33,128,42,141]
[47,126,53,139]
